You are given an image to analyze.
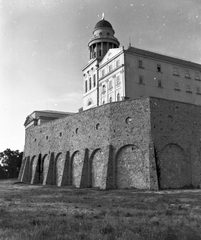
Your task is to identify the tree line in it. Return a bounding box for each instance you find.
[0,149,23,179]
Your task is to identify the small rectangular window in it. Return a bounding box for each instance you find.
[157,64,161,72]
[139,60,143,68]
[195,72,200,80]
[158,80,162,88]
[185,69,191,78]
[139,76,144,84]
[174,82,180,91]
[173,67,179,76]
[186,84,192,92]
[102,69,105,77]
[196,86,201,94]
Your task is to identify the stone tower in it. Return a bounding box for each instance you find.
[82,16,120,110]
[88,14,120,60]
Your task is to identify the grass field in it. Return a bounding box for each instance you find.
[0,180,201,240]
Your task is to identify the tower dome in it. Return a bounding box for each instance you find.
[94,19,113,30]
[88,16,120,60]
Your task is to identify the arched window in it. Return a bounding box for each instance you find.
[103,101,105,105]
[88,100,92,106]
[109,80,113,90]
[85,81,88,93]
[109,96,112,102]
[102,85,106,94]
[116,75,121,85]
[117,93,120,101]
[93,74,96,87]
[89,78,92,90]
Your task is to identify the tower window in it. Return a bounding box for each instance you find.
[85,80,88,93]
[100,32,103,36]
[99,49,102,57]
[157,64,161,72]
[158,80,162,88]
[89,78,92,90]
[107,32,110,36]
[93,74,96,87]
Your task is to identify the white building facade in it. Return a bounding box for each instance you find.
[83,18,201,110]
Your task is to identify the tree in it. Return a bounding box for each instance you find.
[0,149,23,178]
[0,166,6,179]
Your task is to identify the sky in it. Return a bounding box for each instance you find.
[0,0,201,152]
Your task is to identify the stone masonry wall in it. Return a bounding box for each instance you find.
[19,97,201,190]
[19,98,157,190]
[150,97,201,189]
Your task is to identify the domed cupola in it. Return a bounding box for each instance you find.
[94,19,114,31]
[88,14,120,60]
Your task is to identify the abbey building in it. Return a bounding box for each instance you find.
[19,17,201,190]
[83,18,201,111]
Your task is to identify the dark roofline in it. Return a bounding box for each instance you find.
[126,46,201,70]
[36,110,74,114]
[29,110,74,116]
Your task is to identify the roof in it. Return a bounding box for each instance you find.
[34,110,74,115]
[24,110,75,126]
[94,19,113,29]
[126,46,201,69]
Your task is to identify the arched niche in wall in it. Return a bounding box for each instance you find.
[30,155,37,183]
[36,154,43,184]
[55,152,65,187]
[190,145,201,188]
[90,148,104,188]
[115,144,146,189]
[158,143,190,189]
[71,151,83,188]
[42,154,49,185]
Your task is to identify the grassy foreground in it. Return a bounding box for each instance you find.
[0,180,201,240]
